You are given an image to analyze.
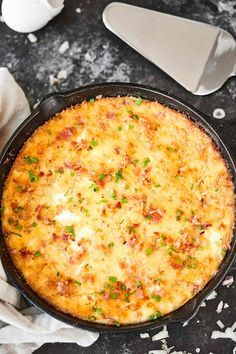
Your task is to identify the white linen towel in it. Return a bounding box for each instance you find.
[0,68,99,354]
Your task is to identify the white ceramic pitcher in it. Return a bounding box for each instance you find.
[1,0,64,33]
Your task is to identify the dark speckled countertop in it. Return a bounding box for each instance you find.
[0,0,235,353]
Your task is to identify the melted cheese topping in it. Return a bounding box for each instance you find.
[1,97,234,325]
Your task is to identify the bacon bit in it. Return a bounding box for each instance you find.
[97,178,105,188]
[153,286,164,297]
[106,111,116,120]
[191,214,201,225]
[136,288,144,299]
[46,170,53,177]
[37,143,44,154]
[10,248,17,255]
[20,248,33,257]
[35,205,43,213]
[201,196,206,206]
[82,274,94,283]
[62,233,73,242]
[57,127,75,140]
[39,171,45,177]
[170,261,184,270]
[11,202,18,209]
[96,94,102,100]
[114,147,121,154]
[148,208,165,224]
[119,261,128,269]
[64,162,87,173]
[116,201,122,209]
[74,139,88,151]
[101,208,106,216]
[179,233,200,252]
[103,293,109,300]
[52,233,59,240]
[130,236,137,248]
[56,281,69,295]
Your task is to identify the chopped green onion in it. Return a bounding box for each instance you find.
[116,126,122,131]
[142,158,150,168]
[89,183,99,192]
[82,208,89,216]
[115,169,123,182]
[90,139,98,147]
[108,276,118,283]
[89,98,95,103]
[110,292,118,299]
[34,251,41,258]
[65,225,75,237]
[98,173,105,180]
[110,192,116,199]
[70,172,75,177]
[10,232,22,237]
[145,215,152,220]
[133,114,139,121]
[128,226,135,234]
[136,280,142,287]
[145,247,152,256]
[155,184,161,188]
[99,199,108,204]
[176,209,183,221]
[151,294,161,302]
[31,222,37,228]
[149,311,162,321]
[135,97,142,106]
[24,156,39,164]
[125,107,132,114]
[74,280,82,286]
[121,197,128,204]
[132,159,139,165]
[93,306,102,314]
[29,170,38,183]
[0,206,5,214]
[108,242,114,248]
[128,124,134,129]
[17,185,23,193]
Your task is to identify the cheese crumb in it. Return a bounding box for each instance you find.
[206,290,217,301]
[140,333,150,338]
[217,320,225,329]
[57,70,68,80]
[58,41,70,54]
[27,33,38,43]
[152,326,169,341]
[216,301,223,314]
[75,7,81,13]
[222,275,234,287]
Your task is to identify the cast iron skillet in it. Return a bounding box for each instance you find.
[0,83,235,333]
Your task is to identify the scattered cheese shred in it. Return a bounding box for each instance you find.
[217,320,225,329]
[212,321,236,342]
[206,290,217,301]
[152,326,169,341]
[216,300,224,313]
[140,333,150,338]
[222,275,234,287]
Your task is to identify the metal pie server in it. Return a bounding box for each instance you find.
[103,2,236,95]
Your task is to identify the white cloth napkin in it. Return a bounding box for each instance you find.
[0,68,99,353]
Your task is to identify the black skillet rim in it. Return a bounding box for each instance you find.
[0,82,235,333]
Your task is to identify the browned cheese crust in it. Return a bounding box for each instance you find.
[1,97,235,325]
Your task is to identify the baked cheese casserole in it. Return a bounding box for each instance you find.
[1,96,234,325]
